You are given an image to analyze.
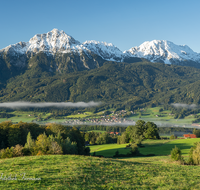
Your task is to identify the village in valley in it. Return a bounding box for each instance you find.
[64,110,135,126]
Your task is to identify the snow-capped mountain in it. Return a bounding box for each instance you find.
[1,29,81,55]
[124,40,200,64]
[0,29,124,62]
[82,41,123,62]
[1,29,200,70]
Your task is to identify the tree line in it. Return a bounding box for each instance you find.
[0,121,89,159]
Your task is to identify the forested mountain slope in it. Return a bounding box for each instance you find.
[1,54,200,110]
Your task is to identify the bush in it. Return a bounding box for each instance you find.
[48,141,63,155]
[0,147,14,158]
[170,135,175,139]
[130,144,140,155]
[61,137,78,154]
[84,147,90,155]
[22,148,32,156]
[171,146,182,161]
[188,142,200,165]
[114,150,119,157]
[13,144,24,157]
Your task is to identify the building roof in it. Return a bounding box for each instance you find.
[183,134,196,138]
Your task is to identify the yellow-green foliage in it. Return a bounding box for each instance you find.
[171,146,182,161]
[188,142,200,165]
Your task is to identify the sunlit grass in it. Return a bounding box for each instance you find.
[89,138,200,157]
[1,153,200,189]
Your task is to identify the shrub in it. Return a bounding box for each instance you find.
[131,144,140,156]
[37,150,44,156]
[92,152,96,156]
[188,142,200,165]
[114,150,119,157]
[48,141,63,155]
[13,144,24,157]
[84,147,90,155]
[1,147,14,158]
[22,148,32,156]
[170,135,175,139]
[61,137,78,154]
[171,146,182,161]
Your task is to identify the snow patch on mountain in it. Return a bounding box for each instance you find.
[1,29,83,55]
[1,30,200,65]
[82,40,124,61]
[0,29,124,62]
[125,40,200,64]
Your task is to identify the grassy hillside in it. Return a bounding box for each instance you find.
[1,141,200,189]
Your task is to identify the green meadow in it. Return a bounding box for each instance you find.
[0,111,52,123]
[129,107,197,126]
[0,106,199,126]
[89,138,200,157]
[87,130,106,133]
[1,138,200,189]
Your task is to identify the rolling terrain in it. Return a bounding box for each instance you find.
[1,139,200,189]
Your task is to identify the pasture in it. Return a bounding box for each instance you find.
[129,107,197,126]
[1,151,200,189]
[1,138,200,189]
[89,138,200,157]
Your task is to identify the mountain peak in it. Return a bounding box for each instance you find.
[1,30,200,67]
[125,39,200,64]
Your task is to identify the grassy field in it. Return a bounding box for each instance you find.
[0,107,199,127]
[1,138,200,189]
[1,150,200,189]
[0,111,52,123]
[89,138,200,157]
[87,130,106,133]
[129,107,197,126]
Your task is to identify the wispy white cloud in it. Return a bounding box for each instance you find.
[171,103,198,109]
[0,101,101,109]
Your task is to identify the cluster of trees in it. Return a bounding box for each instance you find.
[117,120,160,145]
[0,113,15,118]
[158,127,193,136]
[193,128,200,137]
[171,142,200,165]
[0,121,89,158]
[84,131,117,145]
[163,104,200,120]
[78,125,126,133]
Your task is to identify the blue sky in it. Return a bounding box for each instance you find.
[0,0,200,52]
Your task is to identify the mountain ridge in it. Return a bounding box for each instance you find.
[1,29,200,68]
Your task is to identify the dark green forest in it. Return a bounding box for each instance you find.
[1,52,200,111]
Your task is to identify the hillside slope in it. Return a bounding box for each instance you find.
[1,57,200,109]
